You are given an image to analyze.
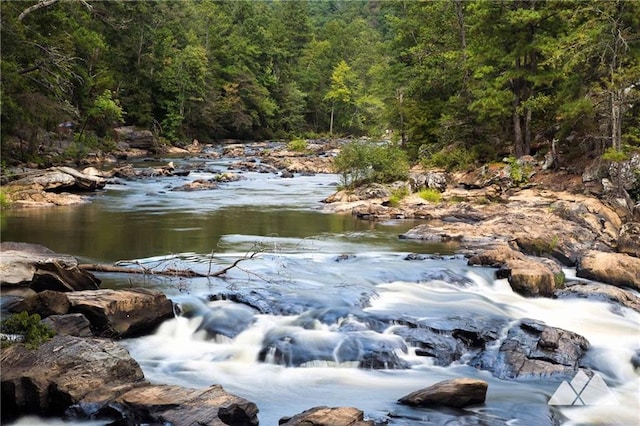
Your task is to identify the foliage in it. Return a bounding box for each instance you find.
[287,139,308,152]
[388,186,410,207]
[0,0,638,167]
[1,311,56,350]
[601,147,629,162]
[423,146,478,172]
[418,188,442,203]
[505,157,532,187]
[0,190,11,210]
[85,90,125,138]
[333,141,409,189]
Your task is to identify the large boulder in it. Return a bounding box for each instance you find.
[9,288,174,338]
[468,246,561,297]
[576,251,640,291]
[2,167,106,208]
[0,242,100,293]
[113,126,155,150]
[1,335,259,425]
[1,335,145,421]
[398,378,488,408]
[472,319,589,380]
[617,222,640,257]
[391,316,509,367]
[74,384,259,426]
[506,259,557,297]
[279,406,371,426]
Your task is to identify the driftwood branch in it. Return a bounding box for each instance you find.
[79,251,262,279]
[19,0,93,22]
[19,0,60,21]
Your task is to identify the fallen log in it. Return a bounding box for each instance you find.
[79,252,261,278]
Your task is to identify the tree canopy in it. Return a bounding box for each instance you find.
[1,0,638,165]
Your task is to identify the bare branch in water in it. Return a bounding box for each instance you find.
[79,250,262,278]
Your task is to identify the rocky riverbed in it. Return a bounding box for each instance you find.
[1,140,639,425]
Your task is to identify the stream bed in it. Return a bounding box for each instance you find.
[2,154,639,425]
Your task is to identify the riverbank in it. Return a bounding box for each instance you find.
[2,141,639,425]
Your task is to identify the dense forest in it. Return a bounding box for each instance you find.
[1,0,639,167]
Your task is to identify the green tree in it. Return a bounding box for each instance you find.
[325,60,357,135]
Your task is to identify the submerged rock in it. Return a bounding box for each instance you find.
[170,179,219,191]
[555,282,640,313]
[471,319,589,380]
[398,378,488,408]
[258,327,409,369]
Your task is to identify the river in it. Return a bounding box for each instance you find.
[2,152,639,425]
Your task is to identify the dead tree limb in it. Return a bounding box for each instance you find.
[19,0,93,22]
[79,252,262,278]
[19,0,60,21]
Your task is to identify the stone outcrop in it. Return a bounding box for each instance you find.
[2,167,106,207]
[72,384,260,426]
[617,222,640,257]
[279,406,371,426]
[9,288,174,338]
[471,319,589,380]
[1,335,145,421]
[398,378,488,408]
[113,126,155,150]
[576,251,640,291]
[555,282,640,313]
[1,335,259,425]
[0,242,101,294]
[409,171,447,192]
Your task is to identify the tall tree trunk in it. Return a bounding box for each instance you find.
[512,57,525,157]
[329,101,335,135]
[454,0,469,85]
[513,108,524,158]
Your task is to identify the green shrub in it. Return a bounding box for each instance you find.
[505,156,532,187]
[422,146,477,171]
[334,141,409,189]
[287,138,308,152]
[388,186,409,207]
[601,147,629,162]
[0,190,10,210]
[1,311,56,349]
[418,188,442,203]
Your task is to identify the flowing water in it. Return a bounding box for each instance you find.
[2,153,639,425]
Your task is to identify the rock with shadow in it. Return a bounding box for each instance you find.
[257,327,409,369]
[391,315,509,367]
[471,319,589,380]
[9,288,174,338]
[1,335,259,425]
[0,242,101,295]
[398,378,488,408]
[279,406,372,426]
[554,281,640,313]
